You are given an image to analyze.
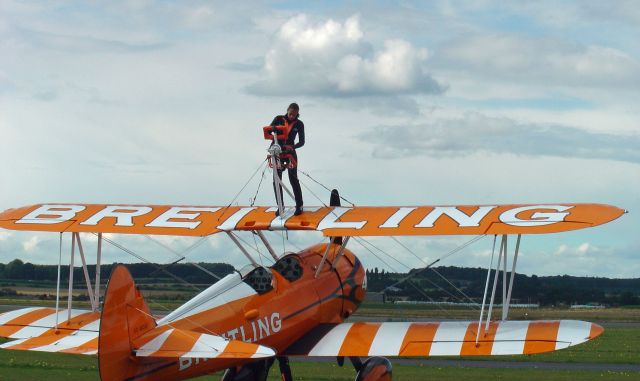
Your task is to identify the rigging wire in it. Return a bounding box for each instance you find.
[389,235,481,307]
[301,171,484,308]
[92,233,202,292]
[267,230,303,252]
[356,236,413,271]
[217,158,268,222]
[250,164,269,206]
[299,171,487,308]
[299,170,356,206]
[390,236,429,265]
[143,235,220,280]
[351,237,400,273]
[382,235,486,293]
[430,267,479,306]
[358,235,480,309]
[251,230,265,266]
[233,232,276,265]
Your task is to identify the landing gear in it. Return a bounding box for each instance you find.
[223,356,392,381]
[339,356,393,381]
[221,357,292,381]
[354,357,392,381]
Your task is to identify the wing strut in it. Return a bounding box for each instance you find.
[54,233,63,330]
[255,230,279,261]
[66,233,75,321]
[53,232,104,324]
[475,235,497,344]
[226,231,259,266]
[504,234,522,319]
[477,234,522,343]
[94,233,102,310]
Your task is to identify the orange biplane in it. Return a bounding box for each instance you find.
[0,200,626,381]
[0,128,628,381]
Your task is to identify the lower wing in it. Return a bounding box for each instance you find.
[284,320,603,357]
[0,307,274,360]
[0,307,99,354]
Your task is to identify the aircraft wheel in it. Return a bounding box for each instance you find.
[354,357,392,381]
[221,359,272,381]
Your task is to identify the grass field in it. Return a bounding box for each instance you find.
[0,352,638,381]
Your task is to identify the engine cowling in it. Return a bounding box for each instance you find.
[355,357,392,381]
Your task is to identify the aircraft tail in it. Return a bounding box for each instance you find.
[98,265,275,381]
[98,265,157,381]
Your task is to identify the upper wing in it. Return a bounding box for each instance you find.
[0,203,624,237]
[0,307,99,355]
[283,320,603,357]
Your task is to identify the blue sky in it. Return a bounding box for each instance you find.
[0,1,638,278]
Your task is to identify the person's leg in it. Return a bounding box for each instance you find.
[287,166,303,212]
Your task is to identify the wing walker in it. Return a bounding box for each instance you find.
[0,122,628,381]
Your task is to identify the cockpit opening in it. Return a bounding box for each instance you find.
[240,265,273,294]
[272,255,303,282]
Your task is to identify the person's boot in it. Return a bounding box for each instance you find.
[294,206,303,216]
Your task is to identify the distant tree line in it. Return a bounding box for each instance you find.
[366,266,640,307]
[1,259,638,306]
[0,259,234,285]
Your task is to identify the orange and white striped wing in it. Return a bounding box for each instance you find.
[0,307,99,355]
[133,327,275,359]
[284,320,603,357]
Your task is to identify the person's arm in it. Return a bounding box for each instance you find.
[294,122,305,149]
[270,116,281,127]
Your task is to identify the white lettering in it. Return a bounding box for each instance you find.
[257,317,270,339]
[80,205,152,226]
[500,205,573,226]
[317,207,366,230]
[216,207,256,231]
[146,207,221,229]
[271,312,281,333]
[227,328,239,340]
[224,313,282,343]
[239,325,249,342]
[379,207,416,228]
[16,204,86,225]
[415,206,496,228]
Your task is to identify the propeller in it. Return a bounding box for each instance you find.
[330,189,343,245]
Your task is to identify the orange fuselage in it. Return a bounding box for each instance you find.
[118,243,366,381]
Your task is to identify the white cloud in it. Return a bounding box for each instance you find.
[555,242,597,257]
[437,34,640,89]
[248,14,444,96]
[359,112,640,163]
[22,235,41,252]
[0,232,12,242]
